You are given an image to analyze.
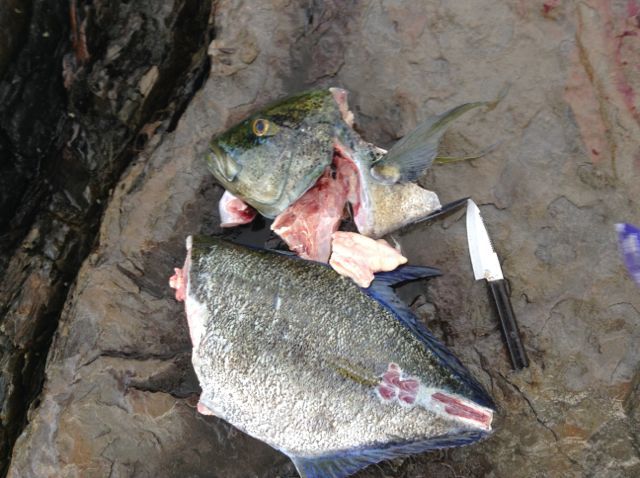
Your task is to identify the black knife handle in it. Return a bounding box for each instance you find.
[488,279,529,370]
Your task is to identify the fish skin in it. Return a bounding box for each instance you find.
[183,236,495,469]
[333,141,441,238]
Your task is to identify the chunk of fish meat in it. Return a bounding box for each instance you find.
[219,190,257,227]
[271,168,348,262]
[329,231,408,288]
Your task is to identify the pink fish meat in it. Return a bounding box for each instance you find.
[219,190,257,228]
[329,231,408,288]
[271,167,349,263]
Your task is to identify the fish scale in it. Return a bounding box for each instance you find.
[178,236,496,475]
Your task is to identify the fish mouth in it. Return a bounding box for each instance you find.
[209,143,242,182]
[209,143,224,164]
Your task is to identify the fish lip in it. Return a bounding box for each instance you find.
[209,142,225,165]
[209,142,242,183]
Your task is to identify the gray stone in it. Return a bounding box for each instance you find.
[8,0,640,477]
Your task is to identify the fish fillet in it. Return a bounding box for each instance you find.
[329,232,408,287]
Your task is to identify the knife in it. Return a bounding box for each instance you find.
[466,199,529,370]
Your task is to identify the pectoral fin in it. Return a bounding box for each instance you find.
[370,85,509,184]
[434,141,501,165]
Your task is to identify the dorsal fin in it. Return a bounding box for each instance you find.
[370,264,441,286]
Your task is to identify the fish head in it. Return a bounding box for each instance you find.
[207,90,345,218]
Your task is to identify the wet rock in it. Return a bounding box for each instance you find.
[7,0,640,477]
[0,1,30,80]
[0,0,213,473]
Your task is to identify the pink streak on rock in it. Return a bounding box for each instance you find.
[564,0,640,165]
[542,0,560,16]
[628,0,640,19]
[614,0,640,125]
[564,61,609,164]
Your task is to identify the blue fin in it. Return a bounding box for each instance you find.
[412,196,469,226]
[363,268,495,410]
[290,429,487,478]
[369,265,442,286]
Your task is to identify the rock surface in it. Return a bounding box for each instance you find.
[8,0,640,477]
[0,0,212,473]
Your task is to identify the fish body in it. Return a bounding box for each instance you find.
[176,236,495,477]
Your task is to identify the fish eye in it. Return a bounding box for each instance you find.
[252,119,270,137]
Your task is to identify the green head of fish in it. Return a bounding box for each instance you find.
[207,89,344,218]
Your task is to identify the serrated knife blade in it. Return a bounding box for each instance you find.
[466,200,503,281]
[466,199,529,370]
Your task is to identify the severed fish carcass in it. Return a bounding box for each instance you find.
[170,236,495,478]
[207,88,497,263]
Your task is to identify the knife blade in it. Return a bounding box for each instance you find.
[466,199,529,370]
